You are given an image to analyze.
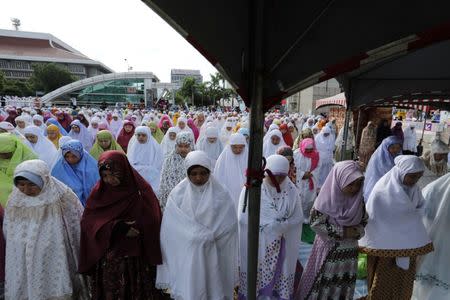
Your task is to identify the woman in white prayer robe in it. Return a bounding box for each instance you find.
[196,126,223,168]
[127,126,163,193]
[23,125,58,167]
[314,126,335,187]
[160,127,180,157]
[32,114,47,134]
[263,129,287,158]
[238,154,303,300]
[214,133,248,210]
[219,118,235,145]
[359,155,433,300]
[4,159,88,300]
[413,172,450,300]
[293,138,321,222]
[403,123,418,155]
[157,150,238,300]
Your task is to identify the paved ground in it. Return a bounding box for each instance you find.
[299,242,368,299]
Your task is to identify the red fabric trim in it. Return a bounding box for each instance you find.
[408,21,450,50]
[320,53,369,81]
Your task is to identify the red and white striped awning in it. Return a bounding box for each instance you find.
[315,92,347,109]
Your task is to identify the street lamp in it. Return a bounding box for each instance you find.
[124,59,133,72]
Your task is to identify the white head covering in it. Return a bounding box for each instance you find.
[4,159,84,299]
[262,129,287,158]
[127,126,163,192]
[68,120,93,151]
[214,133,248,210]
[160,127,180,157]
[87,116,100,140]
[196,127,223,165]
[156,150,238,299]
[315,125,335,151]
[32,114,46,134]
[23,125,58,167]
[359,155,431,251]
[265,154,289,176]
[14,115,29,134]
[414,173,450,296]
[108,114,123,138]
[238,154,303,299]
[219,119,235,145]
[263,123,279,143]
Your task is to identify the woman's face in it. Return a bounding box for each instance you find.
[124,124,134,133]
[176,143,191,158]
[162,121,170,129]
[178,121,186,129]
[207,137,217,144]
[98,138,111,150]
[16,120,25,128]
[280,128,287,134]
[64,152,81,165]
[92,123,99,129]
[265,175,287,186]
[47,130,58,140]
[25,134,38,144]
[388,143,402,156]
[231,144,245,155]
[150,127,156,133]
[304,148,314,154]
[169,132,177,141]
[16,179,41,196]
[342,177,364,196]
[100,169,121,186]
[289,127,294,133]
[137,133,148,144]
[71,125,80,133]
[188,166,210,186]
[33,120,42,127]
[403,171,423,186]
[271,135,281,145]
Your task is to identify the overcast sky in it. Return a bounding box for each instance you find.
[0,0,218,82]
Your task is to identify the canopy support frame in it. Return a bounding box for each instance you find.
[341,82,353,161]
[246,0,265,299]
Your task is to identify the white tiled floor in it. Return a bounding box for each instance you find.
[299,242,368,299]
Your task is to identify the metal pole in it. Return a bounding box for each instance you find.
[341,86,352,161]
[340,109,351,161]
[247,0,264,299]
[355,108,362,157]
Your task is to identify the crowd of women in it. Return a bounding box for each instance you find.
[0,104,449,300]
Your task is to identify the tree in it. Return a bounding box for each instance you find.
[0,76,34,97]
[179,76,200,105]
[30,63,76,93]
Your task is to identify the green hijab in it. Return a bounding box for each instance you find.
[148,121,164,144]
[89,130,124,160]
[0,133,38,206]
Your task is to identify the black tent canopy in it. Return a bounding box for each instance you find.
[143,0,450,109]
[141,1,450,298]
[338,36,450,110]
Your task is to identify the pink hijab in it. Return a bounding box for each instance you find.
[158,115,173,128]
[187,118,199,141]
[300,138,319,190]
[314,160,365,226]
